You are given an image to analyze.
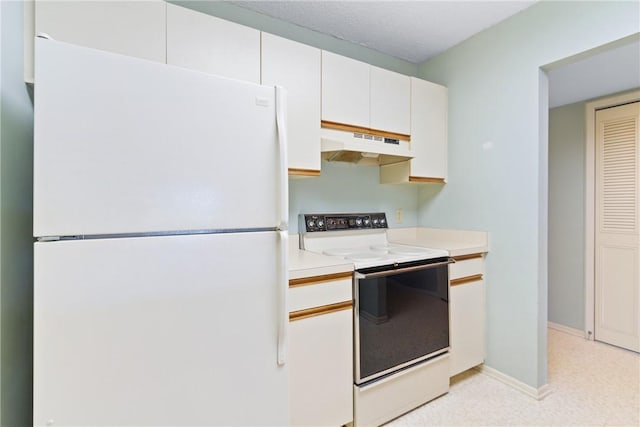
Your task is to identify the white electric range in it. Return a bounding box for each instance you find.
[299,212,452,427]
[299,212,448,269]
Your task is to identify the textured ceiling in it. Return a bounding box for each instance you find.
[230,1,537,64]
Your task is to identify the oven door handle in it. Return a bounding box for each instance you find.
[354,257,455,279]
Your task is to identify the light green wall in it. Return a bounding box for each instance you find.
[170,0,419,76]
[0,1,35,425]
[417,0,639,388]
[548,101,586,331]
[289,161,419,231]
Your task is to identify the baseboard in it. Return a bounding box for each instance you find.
[548,321,585,338]
[474,365,552,400]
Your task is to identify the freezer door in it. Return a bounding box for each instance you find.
[34,233,288,426]
[34,39,282,237]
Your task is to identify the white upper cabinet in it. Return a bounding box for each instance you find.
[410,77,448,180]
[28,0,166,82]
[370,66,411,136]
[380,77,448,184]
[321,51,411,138]
[262,33,321,176]
[166,4,260,83]
[321,51,370,128]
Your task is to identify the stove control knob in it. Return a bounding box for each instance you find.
[364,218,371,225]
[307,219,315,229]
[355,218,363,226]
[373,218,379,225]
[317,219,324,228]
[380,218,386,225]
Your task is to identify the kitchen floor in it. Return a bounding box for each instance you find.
[387,327,640,426]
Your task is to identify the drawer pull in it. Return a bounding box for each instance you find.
[452,253,483,262]
[450,274,483,287]
[289,271,352,288]
[288,168,321,177]
[289,300,353,322]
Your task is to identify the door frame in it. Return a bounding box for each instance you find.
[584,89,640,340]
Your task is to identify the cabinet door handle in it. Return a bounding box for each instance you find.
[289,301,353,322]
[450,274,483,287]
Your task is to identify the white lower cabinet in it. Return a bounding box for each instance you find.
[290,309,353,426]
[449,255,485,376]
[289,274,353,426]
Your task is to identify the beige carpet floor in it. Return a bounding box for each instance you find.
[387,328,640,426]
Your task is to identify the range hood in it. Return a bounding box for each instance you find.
[320,124,413,166]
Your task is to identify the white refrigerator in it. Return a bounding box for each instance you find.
[33,39,289,426]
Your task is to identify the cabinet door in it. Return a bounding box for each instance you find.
[321,51,370,128]
[34,0,166,62]
[370,66,410,135]
[449,280,485,376]
[262,33,321,176]
[290,309,353,427]
[166,4,260,83]
[410,77,448,180]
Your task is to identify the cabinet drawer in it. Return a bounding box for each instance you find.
[289,274,352,312]
[449,255,484,281]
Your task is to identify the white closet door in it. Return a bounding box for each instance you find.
[595,101,639,352]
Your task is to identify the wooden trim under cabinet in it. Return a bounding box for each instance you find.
[288,168,321,177]
[408,176,445,184]
[450,274,483,287]
[321,120,411,142]
[289,300,353,322]
[452,253,484,262]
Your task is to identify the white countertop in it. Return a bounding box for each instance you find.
[386,227,489,257]
[288,227,488,279]
[288,234,353,280]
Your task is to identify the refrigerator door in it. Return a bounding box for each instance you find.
[34,233,288,426]
[34,38,283,237]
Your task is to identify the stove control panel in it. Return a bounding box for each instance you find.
[301,213,388,232]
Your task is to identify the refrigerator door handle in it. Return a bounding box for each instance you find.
[275,86,288,231]
[277,230,288,365]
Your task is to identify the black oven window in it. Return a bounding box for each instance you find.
[357,264,449,383]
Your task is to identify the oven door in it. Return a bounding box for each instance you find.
[354,257,453,385]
